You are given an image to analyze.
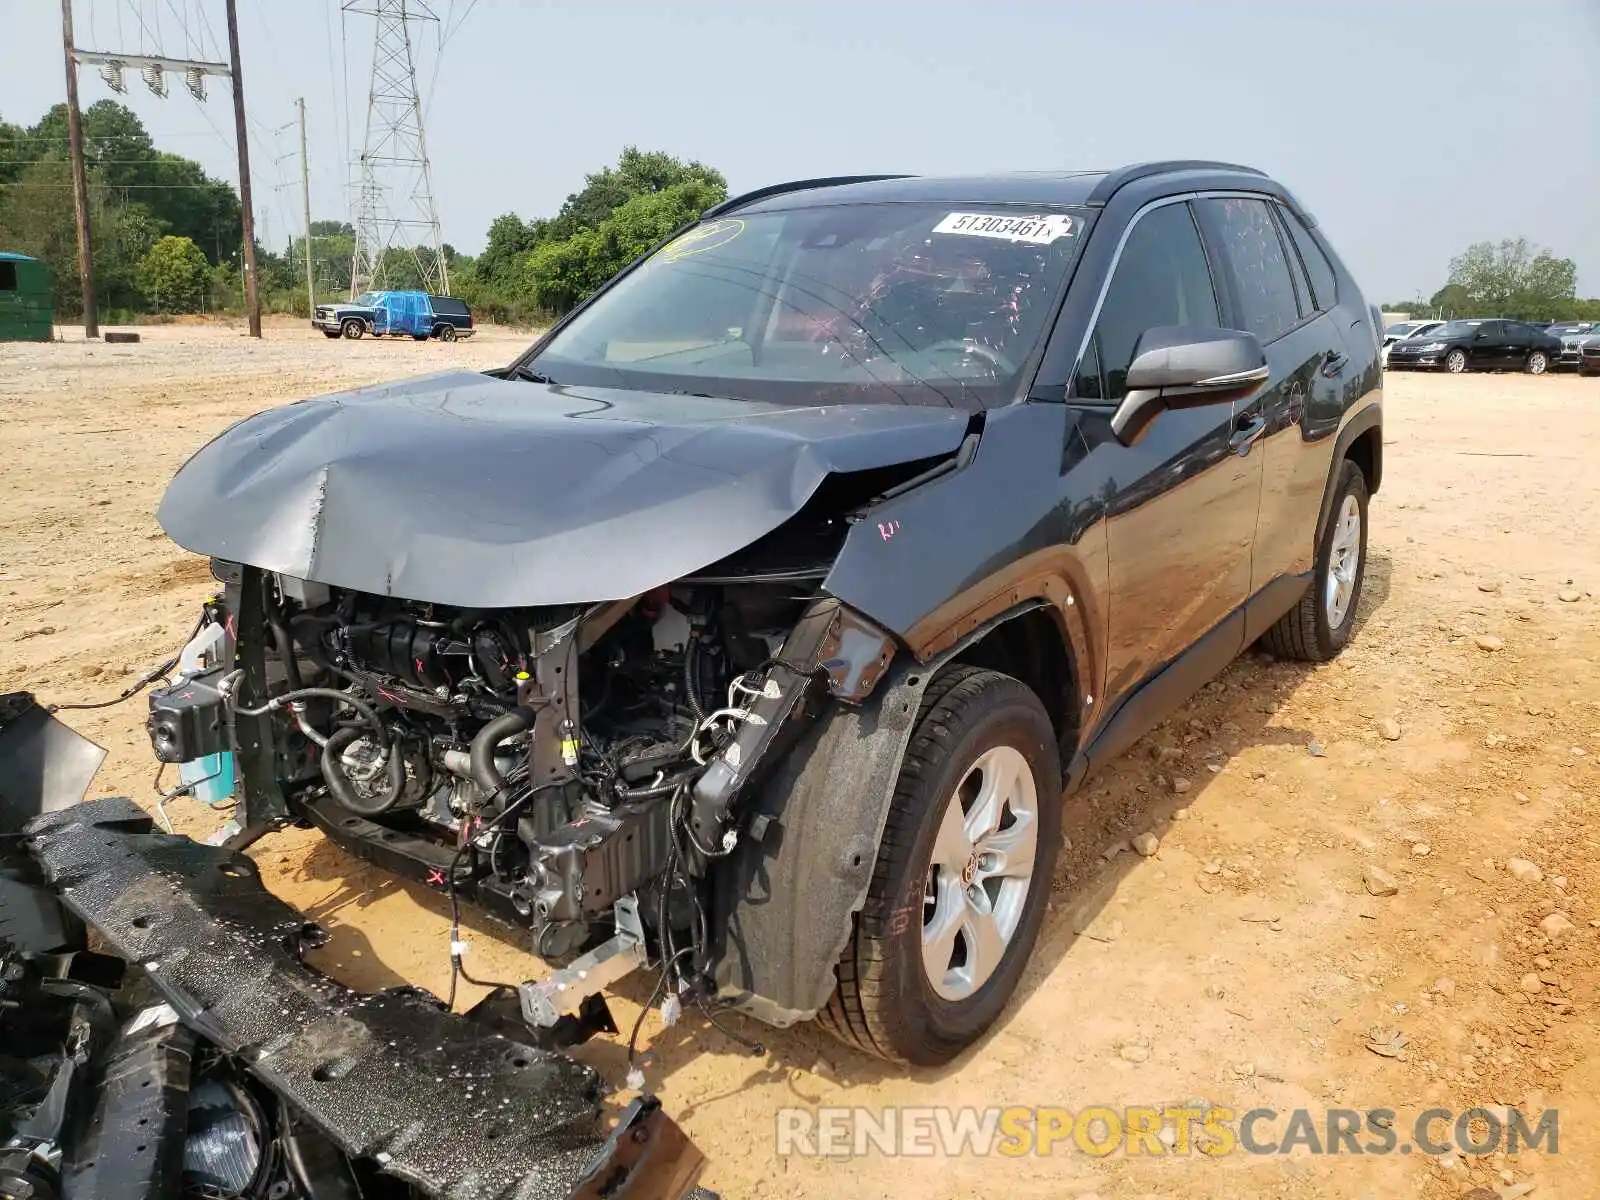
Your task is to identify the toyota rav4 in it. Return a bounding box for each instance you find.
[148,162,1382,1068]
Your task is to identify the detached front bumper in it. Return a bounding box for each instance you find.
[2,696,710,1200]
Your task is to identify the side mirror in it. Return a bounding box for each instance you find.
[1110,326,1268,445]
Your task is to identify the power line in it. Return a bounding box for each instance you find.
[22,133,230,142]
[0,159,240,168]
[159,0,193,57]
[0,181,239,189]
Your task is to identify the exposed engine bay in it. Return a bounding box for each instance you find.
[140,362,981,1046]
[147,561,898,1036]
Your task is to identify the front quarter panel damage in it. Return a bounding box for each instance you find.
[711,658,929,1025]
[710,606,1050,1025]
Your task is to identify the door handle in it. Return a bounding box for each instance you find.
[1230,415,1267,456]
[1322,350,1348,377]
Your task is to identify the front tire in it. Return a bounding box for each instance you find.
[820,665,1062,1066]
[321,330,341,339]
[1445,348,1468,373]
[1527,351,1549,375]
[341,318,365,340]
[1260,459,1369,662]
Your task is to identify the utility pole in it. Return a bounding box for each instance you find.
[60,0,98,338]
[297,98,314,318]
[223,0,261,338]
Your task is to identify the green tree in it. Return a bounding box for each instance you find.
[545,146,726,243]
[1445,238,1578,320]
[138,235,210,312]
[525,174,726,315]
[285,221,356,299]
[0,116,29,185]
[1426,283,1473,318]
[475,213,545,287]
[97,204,163,310]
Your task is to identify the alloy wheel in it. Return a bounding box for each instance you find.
[1446,350,1466,373]
[922,744,1038,1002]
[1325,494,1362,629]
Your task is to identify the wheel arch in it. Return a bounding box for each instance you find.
[1317,401,1382,548]
[949,603,1080,770]
[709,602,1065,1027]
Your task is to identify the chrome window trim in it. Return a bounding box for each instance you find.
[1068,187,1314,403]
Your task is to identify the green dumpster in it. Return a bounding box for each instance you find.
[0,252,54,342]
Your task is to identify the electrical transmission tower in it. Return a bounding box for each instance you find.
[344,0,449,297]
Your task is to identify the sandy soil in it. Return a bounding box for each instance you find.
[3,323,1598,1200]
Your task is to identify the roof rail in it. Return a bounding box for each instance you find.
[1086,160,1267,205]
[704,174,915,218]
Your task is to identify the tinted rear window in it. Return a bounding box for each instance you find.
[1279,208,1338,312]
[1196,197,1302,343]
[430,296,470,316]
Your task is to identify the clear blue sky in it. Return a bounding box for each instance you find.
[4,0,1598,301]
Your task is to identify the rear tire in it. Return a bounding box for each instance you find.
[341,318,365,340]
[820,665,1062,1066]
[439,325,458,342]
[1526,351,1549,375]
[1260,459,1369,663]
[1445,348,1467,373]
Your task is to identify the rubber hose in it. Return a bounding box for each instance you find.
[469,706,537,800]
[683,634,706,722]
[321,725,406,816]
[270,613,305,690]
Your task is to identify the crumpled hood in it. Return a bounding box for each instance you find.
[158,370,971,607]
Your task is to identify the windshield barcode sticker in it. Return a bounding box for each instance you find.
[932,212,1074,244]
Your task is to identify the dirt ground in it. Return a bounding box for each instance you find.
[3,321,1598,1200]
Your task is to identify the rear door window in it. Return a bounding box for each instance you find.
[1076,201,1221,402]
[1196,197,1303,343]
[1278,208,1338,312]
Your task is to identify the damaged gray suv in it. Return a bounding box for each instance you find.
[150,162,1383,1066]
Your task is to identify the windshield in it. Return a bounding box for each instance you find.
[1385,322,1423,337]
[1548,323,1592,336]
[522,202,1092,407]
[1428,321,1483,339]
[355,292,378,306]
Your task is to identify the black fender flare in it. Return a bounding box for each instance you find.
[1315,400,1382,547]
[710,601,1052,1027]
